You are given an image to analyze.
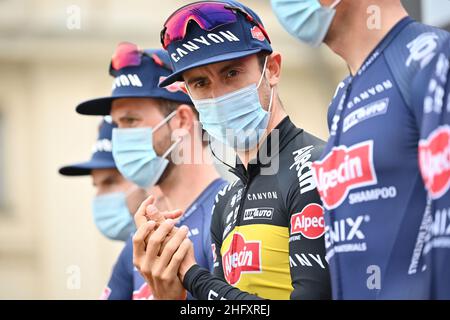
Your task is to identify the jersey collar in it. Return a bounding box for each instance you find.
[231,116,304,182]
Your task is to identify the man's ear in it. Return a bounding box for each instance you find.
[267,52,282,87]
[171,104,195,135]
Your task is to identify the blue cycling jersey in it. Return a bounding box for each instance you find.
[312,17,450,299]
[413,35,450,300]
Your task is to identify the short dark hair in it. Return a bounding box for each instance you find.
[257,51,269,71]
[156,99,197,118]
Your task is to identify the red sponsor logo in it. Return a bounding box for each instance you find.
[419,126,450,199]
[312,141,377,210]
[132,283,154,300]
[290,203,325,239]
[99,286,111,300]
[222,233,261,285]
[251,26,265,42]
[158,76,184,93]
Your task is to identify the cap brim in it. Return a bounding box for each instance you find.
[76,96,116,116]
[76,93,163,116]
[159,48,264,87]
[59,159,116,176]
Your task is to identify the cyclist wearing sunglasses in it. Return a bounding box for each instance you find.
[272,0,450,299]
[76,43,227,299]
[134,0,331,300]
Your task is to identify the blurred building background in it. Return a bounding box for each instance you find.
[0,0,448,299]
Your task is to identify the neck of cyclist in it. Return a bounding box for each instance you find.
[323,0,408,75]
[158,131,220,213]
[237,90,286,169]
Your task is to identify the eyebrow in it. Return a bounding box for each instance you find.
[99,175,116,186]
[186,75,208,86]
[104,175,116,184]
[186,60,246,86]
[118,112,140,122]
[218,60,245,75]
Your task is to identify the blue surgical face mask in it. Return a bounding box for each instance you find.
[189,57,274,152]
[92,192,135,241]
[112,111,180,189]
[271,0,342,47]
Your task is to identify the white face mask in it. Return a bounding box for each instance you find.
[92,192,135,241]
[271,0,342,47]
[112,111,180,188]
[188,57,274,151]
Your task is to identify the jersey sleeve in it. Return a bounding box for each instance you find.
[412,37,450,198]
[283,144,332,300]
[102,237,134,300]
[411,37,450,132]
[183,184,263,300]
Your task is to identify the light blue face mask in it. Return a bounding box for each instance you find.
[189,57,274,152]
[112,111,179,189]
[92,192,136,241]
[271,0,342,48]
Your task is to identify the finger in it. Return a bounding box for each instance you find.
[146,207,183,248]
[133,220,156,252]
[134,195,156,228]
[146,206,183,227]
[160,209,183,240]
[145,204,165,225]
[165,238,192,279]
[145,219,176,261]
[132,221,156,267]
[159,225,180,255]
[154,226,189,276]
[162,209,183,220]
